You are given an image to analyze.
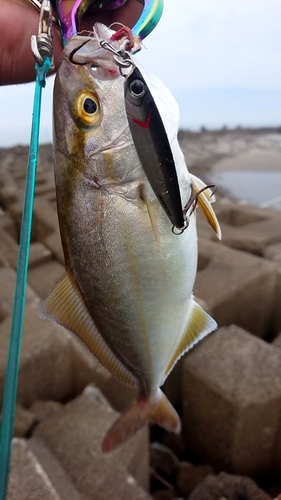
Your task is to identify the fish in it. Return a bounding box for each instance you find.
[41,24,221,452]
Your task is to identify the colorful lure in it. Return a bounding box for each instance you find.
[53,0,163,45]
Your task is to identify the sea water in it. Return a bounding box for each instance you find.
[212,171,281,209]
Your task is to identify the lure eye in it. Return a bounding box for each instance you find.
[130,79,145,97]
[74,91,101,126]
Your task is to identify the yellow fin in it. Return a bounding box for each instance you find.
[146,198,162,253]
[40,272,138,388]
[164,298,217,380]
[102,388,180,452]
[191,175,222,240]
[190,174,216,202]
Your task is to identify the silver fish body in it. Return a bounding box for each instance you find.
[43,26,220,451]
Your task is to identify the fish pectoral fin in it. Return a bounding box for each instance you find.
[40,272,138,388]
[145,197,162,253]
[102,388,180,452]
[191,174,222,240]
[164,298,217,381]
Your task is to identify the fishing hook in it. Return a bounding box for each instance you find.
[184,184,217,218]
[100,39,135,74]
[171,184,217,235]
[69,39,91,65]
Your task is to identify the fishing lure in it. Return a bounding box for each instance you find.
[52,0,163,45]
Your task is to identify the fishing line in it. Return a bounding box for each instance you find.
[0,1,52,496]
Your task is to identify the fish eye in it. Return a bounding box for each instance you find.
[130,80,145,97]
[74,91,101,126]
[83,97,97,114]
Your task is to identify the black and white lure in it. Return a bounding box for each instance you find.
[125,66,186,229]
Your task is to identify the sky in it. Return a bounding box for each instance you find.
[1,0,281,146]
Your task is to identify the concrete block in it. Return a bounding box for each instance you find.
[27,260,65,299]
[209,203,281,255]
[272,331,281,349]
[0,228,20,269]
[152,490,176,500]
[8,201,36,241]
[30,400,63,423]
[39,192,58,209]
[182,325,281,478]
[29,437,87,500]
[176,463,215,498]
[216,201,280,226]
[0,267,38,322]
[0,303,74,406]
[35,184,56,197]
[34,385,151,499]
[194,239,277,337]
[43,231,65,265]
[28,243,53,269]
[0,212,18,240]
[272,269,281,335]
[32,198,60,240]
[270,330,281,478]
[188,472,272,500]
[0,253,7,268]
[263,242,281,267]
[7,438,62,500]
[196,210,215,242]
[9,198,59,242]
[35,172,56,196]
[0,232,52,270]
[0,177,20,209]
[217,218,281,255]
[13,404,37,438]
[70,335,137,412]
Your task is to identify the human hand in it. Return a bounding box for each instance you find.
[0,0,142,85]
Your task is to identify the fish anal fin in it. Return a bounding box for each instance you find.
[40,272,138,388]
[191,176,222,240]
[164,299,217,380]
[102,388,180,452]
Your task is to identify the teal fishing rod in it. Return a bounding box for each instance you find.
[0,2,53,497]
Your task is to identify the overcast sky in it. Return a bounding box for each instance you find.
[1,0,280,146]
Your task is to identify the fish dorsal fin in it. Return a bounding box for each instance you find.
[190,174,222,240]
[163,298,217,381]
[40,272,138,388]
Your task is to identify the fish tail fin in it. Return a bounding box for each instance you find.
[102,389,180,453]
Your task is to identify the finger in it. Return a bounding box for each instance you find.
[0,0,143,85]
[0,0,62,85]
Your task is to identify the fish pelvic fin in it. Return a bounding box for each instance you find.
[164,298,217,381]
[190,174,222,240]
[102,388,180,453]
[40,272,138,388]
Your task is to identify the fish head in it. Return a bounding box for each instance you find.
[53,24,141,187]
